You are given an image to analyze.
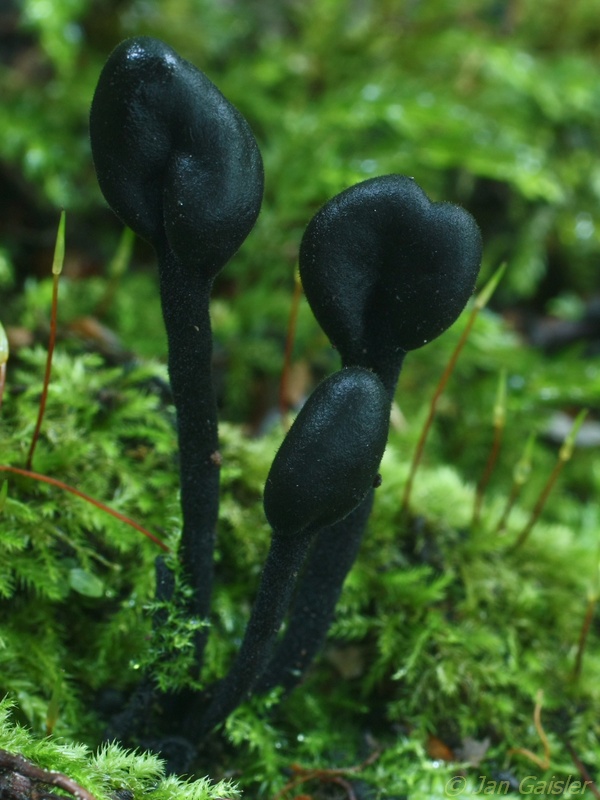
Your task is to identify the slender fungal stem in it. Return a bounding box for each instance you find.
[256,493,375,694]
[26,211,65,470]
[157,247,221,668]
[189,531,314,740]
[0,464,169,551]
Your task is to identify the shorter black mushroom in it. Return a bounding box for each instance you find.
[189,367,389,740]
[258,174,482,693]
[299,174,482,393]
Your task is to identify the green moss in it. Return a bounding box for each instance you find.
[0,698,239,800]
[1,275,599,797]
[2,4,600,790]
[0,288,600,797]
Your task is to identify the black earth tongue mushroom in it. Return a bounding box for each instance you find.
[187,367,389,741]
[257,174,482,693]
[299,174,483,394]
[89,36,264,671]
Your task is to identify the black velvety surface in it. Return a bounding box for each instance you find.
[90,36,264,280]
[299,175,482,391]
[89,36,264,675]
[264,366,389,538]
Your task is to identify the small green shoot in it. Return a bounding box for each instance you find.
[96,226,135,317]
[26,210,65,470]
[472,368,507,527]
[509,409,588,551]
[45,675,62,737]
[402,262,506,513]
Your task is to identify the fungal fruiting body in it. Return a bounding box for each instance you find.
[190,367,390,738]
[299,174,482,392]
[90,36,264,669]
[259,175,482,693]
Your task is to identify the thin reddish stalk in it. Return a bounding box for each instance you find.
[572,593,597,682]
[509,411,587,552]
[494,481,520,535]
[566,741,600,798]
[401,264,505,514]
[509,460,563,551]
[26,272,60,470]
[472,419,504,527]
[401,309,477,512]
[0,464,169,552]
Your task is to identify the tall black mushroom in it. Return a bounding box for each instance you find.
[90,36,264,671]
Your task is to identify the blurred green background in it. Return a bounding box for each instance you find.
[1,0,599,424]
[3,0,600,278]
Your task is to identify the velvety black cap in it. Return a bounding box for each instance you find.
[299,175,482,367]
[90,37,264,279]
[264,367,389,538]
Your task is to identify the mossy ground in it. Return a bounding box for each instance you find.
[1,268,599,799]
[2,2,600,795]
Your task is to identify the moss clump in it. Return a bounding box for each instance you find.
[0,698,239,800]
[2,285,599,798]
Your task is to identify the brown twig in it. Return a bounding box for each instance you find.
[0,748,98,800]
[273,748,381,800]
[508,690,550,770]
[565,741,600,799]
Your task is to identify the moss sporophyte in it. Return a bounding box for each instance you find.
[1,33,594,797]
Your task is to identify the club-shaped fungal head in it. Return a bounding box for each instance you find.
[299,175,482,383]
[264,367,389,538]
[90,36,264,280]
